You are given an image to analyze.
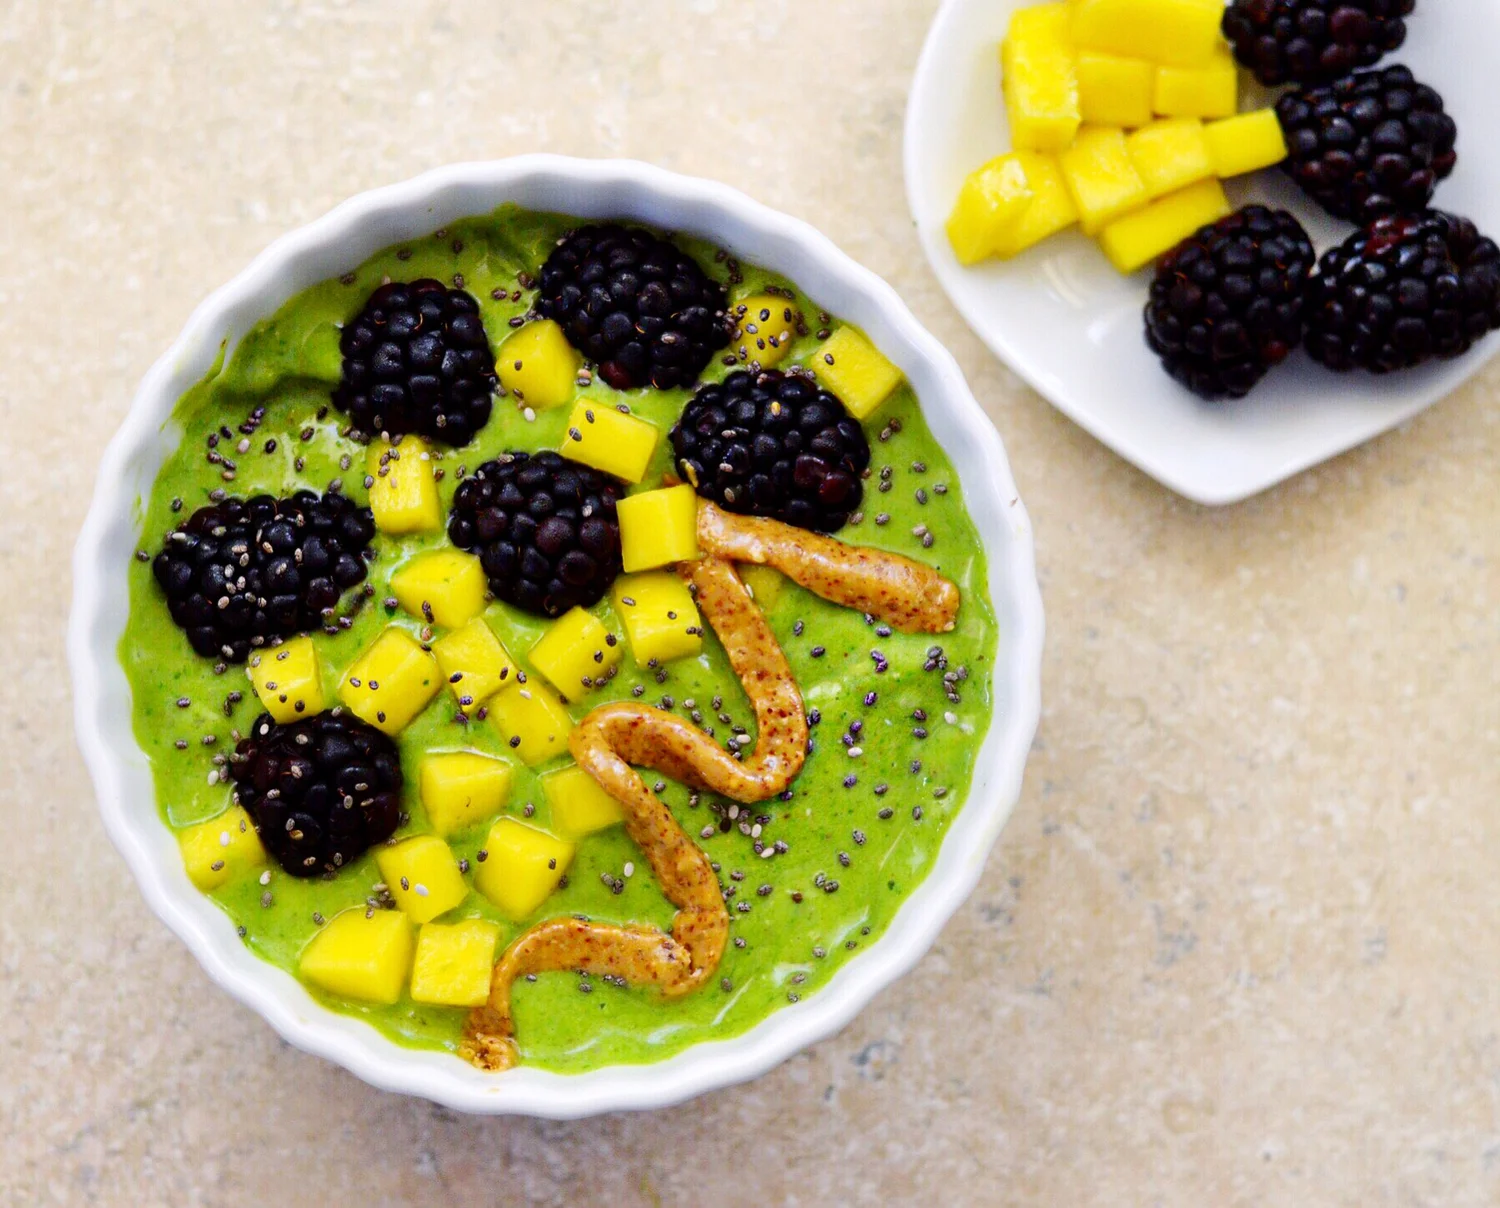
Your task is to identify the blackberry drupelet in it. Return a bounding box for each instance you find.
[1305,210,1500,373]
[447,451,625,618]
[153,492,375,663]
[230,711,402,877]
[1276,65,1457,223]
[1145,206,1316,400]
[670,369,871,532]
[333,279,497,444]
[1223,0,1414,87]
[535,224,734,391]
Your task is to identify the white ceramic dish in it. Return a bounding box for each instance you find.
[68,157,1045,1117]
[904,0,1500,505]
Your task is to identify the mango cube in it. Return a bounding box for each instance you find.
[178,805,266,892]
[420,750,514,837]
[1153,50,1238,120]
[1126,118,1213,199]
[339,626,441,734]
[1099,177,1230,273]
[813,327,902,420]
[409,919,501,1008]
[741,564,785,613]
[618,483,699,572]
[733,294,802,369]
[1204,109,1288,178]
[389,550,487,630]
[559,400,658,483]
[1076,51,1155,128]
[299,908,413,1004]
[1058,126,1148,236]
[612,571,704,666]
[543,764,626,837]
[991,151,1080,257]
[496,319,581,411]
[367,437,442,534]
[1070,0,1226,68]
[946,154,1035,265]
[1001,4,1081,152]
[473,819,575,921]
[375,835,470,924]
[528,607,622,697]
[247,635,324,723]
[431,617,517,708]
[487,680,573,766]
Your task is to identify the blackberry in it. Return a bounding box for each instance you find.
[670,369,870,532]
[230,711,401,877]
[333,279,497,444]
[1145,206,1316,400]
[1277,65,1457,223]
[447,451,624,618]
[535,224,734,391]
[1223,0,1414,87]
[153,492,375,663]
[1305,210,1500,374]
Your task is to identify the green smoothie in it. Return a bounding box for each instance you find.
[120,208,997,1074]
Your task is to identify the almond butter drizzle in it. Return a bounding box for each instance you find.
[463,513,961,1072]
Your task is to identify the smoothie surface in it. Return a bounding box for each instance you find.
[121,207,997,1073]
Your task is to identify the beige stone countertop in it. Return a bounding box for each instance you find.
[5,1,1499,1204]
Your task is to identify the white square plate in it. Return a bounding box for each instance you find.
[904,0,1500,504]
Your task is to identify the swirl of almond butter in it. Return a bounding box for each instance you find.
[461,502,961,1071]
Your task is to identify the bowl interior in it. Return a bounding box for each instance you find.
[69,157,1044,1116]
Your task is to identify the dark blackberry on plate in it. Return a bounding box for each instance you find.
[333,279,497,444]
[1305,210,1500,374]
[1145,206,1316,400]
[448,451,625,618]
[535,224,735,391]
[670,369,871,532]
[153,491,375,663]
[1223,0,1415,87]
[1276,65,1457,223]
[230,711,401,877]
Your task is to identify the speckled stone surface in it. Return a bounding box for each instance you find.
[5,1,1500,1204]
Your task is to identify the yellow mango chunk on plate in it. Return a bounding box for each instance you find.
[990,151,1080,258]
[947,153,1034,265]
[1099,177,1230,273]
[1058,126,1148,236]
[1070,0,1226,68]
[1126,118,1214,199]
[1203,109,1288,178]
[1076,50,1155,128]
[1002,3,1081,152]
[1153,50,1238,120]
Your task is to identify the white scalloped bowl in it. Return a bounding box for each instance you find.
[68,157,1044,1117]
